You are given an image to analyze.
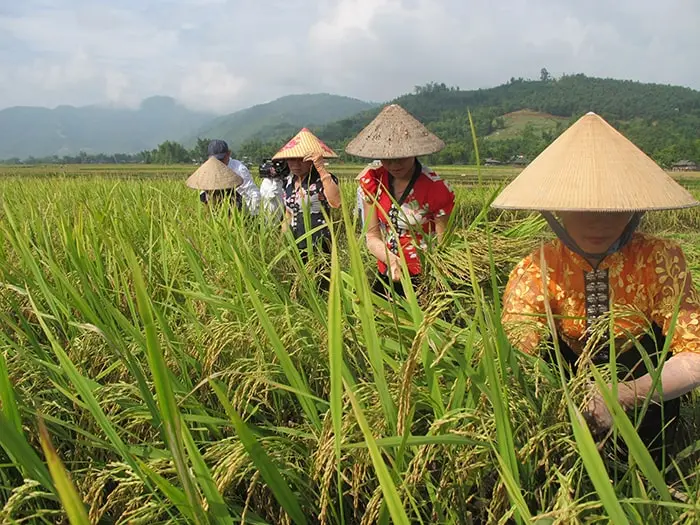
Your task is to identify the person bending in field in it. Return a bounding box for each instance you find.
[495,112,700,464]
[186,156,243,210]
[202,140,261,215]
[345,104,455,299]
[272,128,341,264]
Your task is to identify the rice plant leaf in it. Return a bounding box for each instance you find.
[343,434,487,449]
[0,412,55,493]
[566,402,630,524]
[181,426,233,524]
[494,449,533,522]
[37,417,90,525]
[467,109,482,187]
[126,248,208,525]
[338,188,397,432]
[344,379,410,525]
[24,292,149,488]
[327,225,344,458]
[210,380,308,525]
[228,248,321,432]
[589,367,672,503]
[464,242,520,486]
[0,350,22,435]
[137,459,198,523]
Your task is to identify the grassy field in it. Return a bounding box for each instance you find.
[0,166,699,523]
[3,163,700,188]
[485,110,570,141]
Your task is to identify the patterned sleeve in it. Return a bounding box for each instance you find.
[501,253,549,354]
[650,241,700,354]
[358,167,378,203]
[431,179,455,219]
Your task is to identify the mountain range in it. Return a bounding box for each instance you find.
[0,96,212,160]
[1,74,699,165]
[0,93,376,160]
[188,93,377,152]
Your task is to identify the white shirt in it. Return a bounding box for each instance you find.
[259,177,286,220]
[356,185,365,225]
[228,158,261,215]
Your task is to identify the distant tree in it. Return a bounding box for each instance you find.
[153,141,190,164]
[540,68,551,82]
[238,139,279,164]
[191,137,211,163]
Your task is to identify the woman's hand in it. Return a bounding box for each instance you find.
[304,152,327,174]
[388,255,403,282]
[584,386,613,434]
[583,381,637,435]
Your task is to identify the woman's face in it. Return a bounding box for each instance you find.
[381,157,416,179]
[287,158,312,177]
[558,211,634,254]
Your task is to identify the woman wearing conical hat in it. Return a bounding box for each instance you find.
[272,128,341,262]
[496,112,700,458]
[346,105,455,297]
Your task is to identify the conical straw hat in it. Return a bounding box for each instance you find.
[272,128,338,160]
[345,104,445,159]
[491,112,698,212]
[186,157,243,191]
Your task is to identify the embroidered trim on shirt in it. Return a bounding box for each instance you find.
[584,268,610,361]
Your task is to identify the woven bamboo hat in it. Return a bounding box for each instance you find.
[272,128,338,160]
[345,104,445,159]
[491,112,698,212]
[186,157,243,191]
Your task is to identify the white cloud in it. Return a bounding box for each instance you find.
[177,61,248,112]
[310,0,399,43]
[0,0,698,112]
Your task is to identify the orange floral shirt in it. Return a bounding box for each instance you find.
[502,233,700,355]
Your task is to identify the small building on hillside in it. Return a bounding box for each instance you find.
[671,160,699,172]
[484,158,502,166]
[510,155,529,167]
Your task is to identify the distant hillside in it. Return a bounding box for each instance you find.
[0,97,213,160]
[190,93,377,151]
[309,74,700,166]
[486,110,569,141]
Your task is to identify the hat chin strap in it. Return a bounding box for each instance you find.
[540,211,643,268]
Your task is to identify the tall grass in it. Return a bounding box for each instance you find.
[0,174,699,523]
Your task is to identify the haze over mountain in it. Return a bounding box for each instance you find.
[0,96,213,160]
[0,93,376,160]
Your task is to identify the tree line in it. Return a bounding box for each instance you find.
[0,138,217,166]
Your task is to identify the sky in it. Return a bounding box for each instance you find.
[1,0,699,114]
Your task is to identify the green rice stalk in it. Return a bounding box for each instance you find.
[37,417,89,525]
[343,378,411,525]
[228,245,322,433]
[210,380,308,525]
[126,248,209,524]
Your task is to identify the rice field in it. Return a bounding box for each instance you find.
[0,165,699,524]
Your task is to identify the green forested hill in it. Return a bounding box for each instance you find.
[189,93,377,151]
[239,74,700,166]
